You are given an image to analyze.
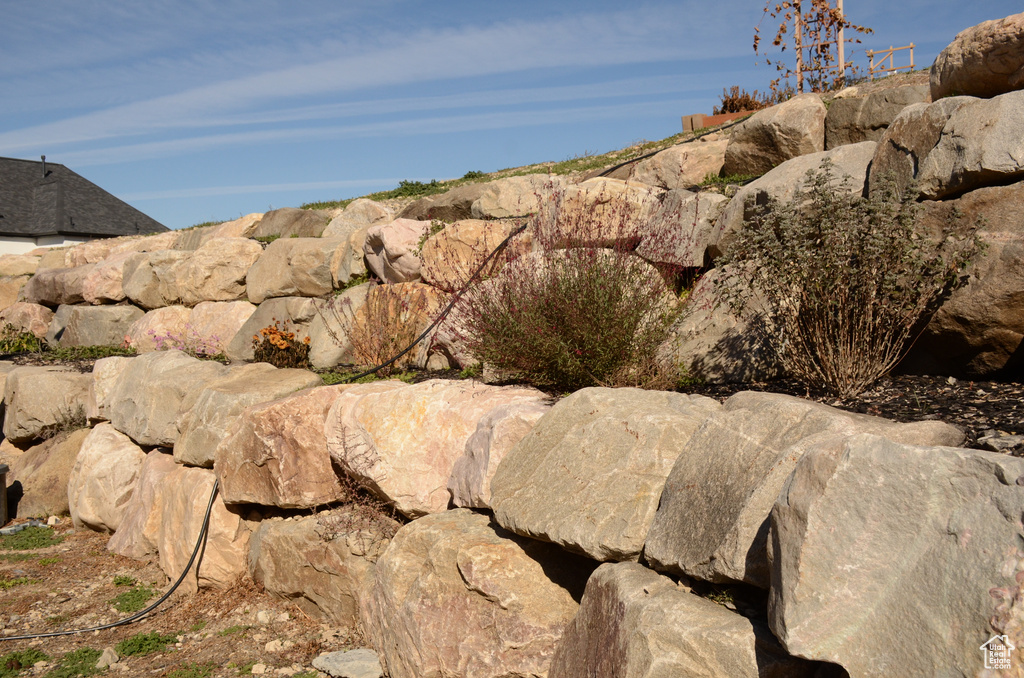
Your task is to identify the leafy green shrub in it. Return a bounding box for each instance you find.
[720,161,981,397]
[109,583,157,613]
[0,576,34,590]
[0,648,49,677]
[112,575,136,587]
[115,631,177,656]
[37,345,136,361]
[251,319,311,369]
[0,324,44,354]
[0,526,64,550]
[166,663,215,678]
[450,184,686,391]
[217,624,251,637]
[254,234,280,245]
[43,648,101,678]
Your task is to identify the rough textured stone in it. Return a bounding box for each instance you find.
[247,238,355,303]
[420,220,515,293]
[540,178,662,247]
[44,305,74,346]
[193,213,263,241]
[645,391,965,588]
[106,449,179,559]
[2,366,92,444]
[0,302,54,339]
[326,380,547,518]
[67,423,147,533]
[363,509,589,678]
[549,562,821,678]
[0,254,41,277]
[249,512,394,625]
[217,385,351,508]
[323,199,393,237]
[0,275,30,312]
[448,399,550,510]
[6,429,89,519]
[312,649,383,678]
[340,282,448,370]
[175,364,322,468]
[125,306,190,353]
[363,219,431,284]
[399,183,489,222]
[901,180,1024,376]
[251,207,332,239]
[721,93,827,177]
[824,84,930,149]
[120,250,188,309]
[187,300,256,356]
[931,12,1024,100]
[155,465,250,592]
[22,266,88,307]
[490,387,721,562]
[712,141,876,259]
[470,175,565,219]
[306,285,371,370]
[106,350,230,447]
[224,296,317,362]
[86,356,133,424]
[629,138,729,189]
[867,96,976,197]
[81,251,135,304]
[635,189,728,268]
[917,90,1024,199]
[769,434,1024,676]
[54,304,143,348]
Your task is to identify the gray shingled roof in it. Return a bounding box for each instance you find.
[0,157,168,238]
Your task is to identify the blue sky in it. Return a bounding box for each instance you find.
[1,1,1018,229]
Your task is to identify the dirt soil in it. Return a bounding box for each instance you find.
[0,526,358,678]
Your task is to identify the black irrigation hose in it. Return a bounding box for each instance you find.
[0,479,219,642]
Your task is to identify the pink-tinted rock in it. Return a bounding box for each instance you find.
[67,423,147,533]
[420,220,515,293]
[81,251,136,304]
[6,429,90,519]
[363,218,431,283]
[125,306,191,353]
[629,138,729,189]
[106,449,179,559]
[0,302,54,339]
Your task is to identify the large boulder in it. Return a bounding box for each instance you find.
[916,90,1024,199]
[712,141,877,259]
[246,237,358,303]
[216,385,352,508]
[6,429,90,519]
[420,220,515,293]
[86,356,133,424]
[628,137,729,189]
[2,366,92,443]
[322,199,392,237]
[154,465,251,592]
[363,218,431,284]
[930,12,1024,100]
[470,175,566,219]
[720,93,827,177]
[634,189,729,269]
[21,266,88,307]
[224,296,317,363]
[490,387,721,562]
[824,84,930,149]
[399,183,489,222]
[106,350,230,447]
[125,305,191,353]
[538,178,662,248]
[248,511,395,625]
[106,450,179,559]
[549,562,822,678]
[53,304,143,348]
[175,364,322,468]
[187,300,256,356]
[325,379,547,518]
[769,434,1024,676]
[81,251,135,304]
[0,276,30,312]
[0,302,53,339]
[305,284,371,370]
[644,391,964,588]
[120,249,189,309]
[251,207,332,239]
[67,423,147,533]
[0,254,40,277]
[901,180,1024,376]
[363,509,590,678]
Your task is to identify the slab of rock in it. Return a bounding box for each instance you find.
[120,250,188,309]
[249,512,394,625]
[0,302,54,338]
[635,189,728,268]
[22,266,88,307]
[901,180,1024,376]
[0,254,40,277]
[490,387,721,562]
[363,509,589,678]
[824,84,930,149]
[931,12,1024,99]
[306,285,371,370]
[0,275,30,312]
[175,364,322,468]
[217,385,351,508]
[67,423,147,533]
[54,304,143,348]
[3,366,92,443]
[721,93,827,177]
[251,207,332,239]
[712,141,876,259]
[470,175,565,219]
[125,306,191,353]
[645,391,964,588]
[420,220,514,293]
[448,399,550,509]
[6,429,89,519]
[106,449,179,559]
[338,282,447,370]
[399,183,489,222]
[917,90,1024,199]
[363,218,431,284]
[86,356,133,424]
[247,237,355,303]
[539,178,662,248]
[629,138,729,189]
[106,350,230,447]
[187,300,256,356]
[323,199,393,237]
[326,379,547,518]
[549,562,821,678]
[223,297,317,363]
[769,434,1024,676]
[312,649,383,678]
[81,251,135,304]
[190,213,263,242]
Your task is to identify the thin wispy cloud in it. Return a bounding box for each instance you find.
[122,178,402,201]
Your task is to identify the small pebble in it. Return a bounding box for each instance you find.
[252,663,268,675]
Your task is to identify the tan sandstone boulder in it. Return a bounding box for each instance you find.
[86,356,133,424]
[0,302,54,339]
[67,423,147,533]
[106,450,179,559]
[3,366,92,444]
[420,220,515,293]
[629,137,729,189]
[246,237,356,303]
[6,429,90,519]
[721,93,827,177]
[363,218,431,283]
[930,12,1024,100]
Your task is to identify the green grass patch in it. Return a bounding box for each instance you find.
[108,584,157,613]
[115,631,178,657]
[699,172,760,187]
[189,620,207,633]
[112,575,136,587]
[37,345,136,361]
[0,526,64,551]
[0,576,35,590]
[217,624,251,637]
[0,324,45,354]
[166,663,215,678]
[0,648,50,677]
[37,556,61,566]
[43,648,102,678]
[0,553,35,562]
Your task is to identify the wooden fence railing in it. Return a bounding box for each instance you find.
[866,44,915,79]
